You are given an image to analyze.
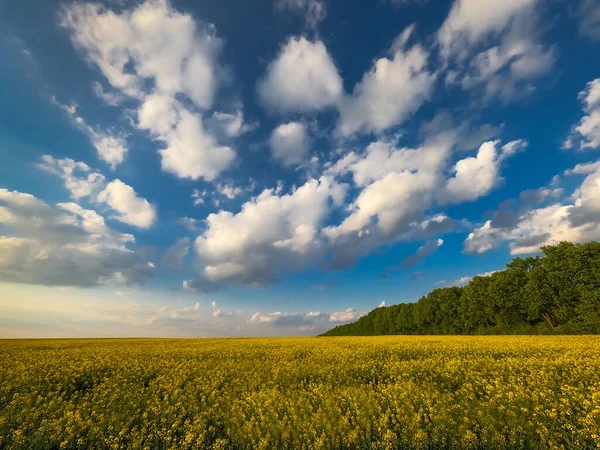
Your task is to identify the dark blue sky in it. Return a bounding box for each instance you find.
[1,0,600,337]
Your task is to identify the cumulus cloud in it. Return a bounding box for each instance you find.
[61,0,236,180]
[38,155,106,199]
[441,140,526,204]
[191,189,207,206]
[337,26,435,136]
[51,98,128,168]
[0,189,154,287]
[460,37,555,101]
[323,130,461,268]
[40,155,157,229]
[187,176,347,290]
[269,122,310,167]
[437,0,537,60]
[326,171,437,240]
[258,36,343,114]
[248,306,364,333]
[206,110,256,139]
[565,79,600,150]
[438,0,554,102]
[183,119,511,287]
[275,0,326,29]
[328,131,457,186]
[137,94,235,181]
[216,180,256,200]
[97,180,157,229]
[464,160,600,254]
[329,308,361,322]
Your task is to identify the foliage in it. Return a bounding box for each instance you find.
[323,242,600,337]
[1,336,600,449]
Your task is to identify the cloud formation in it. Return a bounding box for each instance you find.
[338,26,435,136]
[0,189,154,287]
[258,36,343,114]
[439,0,554,102]
[187,176,347,290]
[564,79,600,150]
[441,140,526,204]
[61,0,236,180]
[269,122,310,167]
[464,159,600,254]
[39,155,157,228]
[51,98,128,168]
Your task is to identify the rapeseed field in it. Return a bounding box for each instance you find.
[1,336,599,449]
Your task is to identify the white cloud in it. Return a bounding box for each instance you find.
[460,37,555,101]
[51,98,128,168]
[191,189,206,206]
[97,180,157,228]
[0,189,154,287]
[91,81,125,107]
[249,311,305,325]
[438,0,554,102]
[275,0,326,28]
[437,0,537,60]
[248,306,364,333]
[326,170,437,240]
[464,160,600,255]
[40,155,157,229]
[441,140,525,204]
[378,300,386,308]
[187,176,347,290]
[257,36,343,113]
[38,155,106,199]
[211,301,224,317]
[329,308,361,322]
[269,122,310,167]
[338,26,435,136]
[323,130,460,269]
[216,180,256,200]
[565,79,600,150]
[137,94,235,181]
[328,131,456,186]
[61,0,236,180]
[60,0,219,105]
[207,110,256,138]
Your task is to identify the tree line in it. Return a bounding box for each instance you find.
[321,241,600,336]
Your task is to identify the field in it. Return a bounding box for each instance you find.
[1,337,600,450]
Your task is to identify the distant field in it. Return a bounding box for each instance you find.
[1,337,599,449]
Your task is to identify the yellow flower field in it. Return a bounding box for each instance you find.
[1,336,599,449]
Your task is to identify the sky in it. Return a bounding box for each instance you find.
[1,0,600,337]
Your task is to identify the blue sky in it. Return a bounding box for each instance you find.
[1,0,600,337]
